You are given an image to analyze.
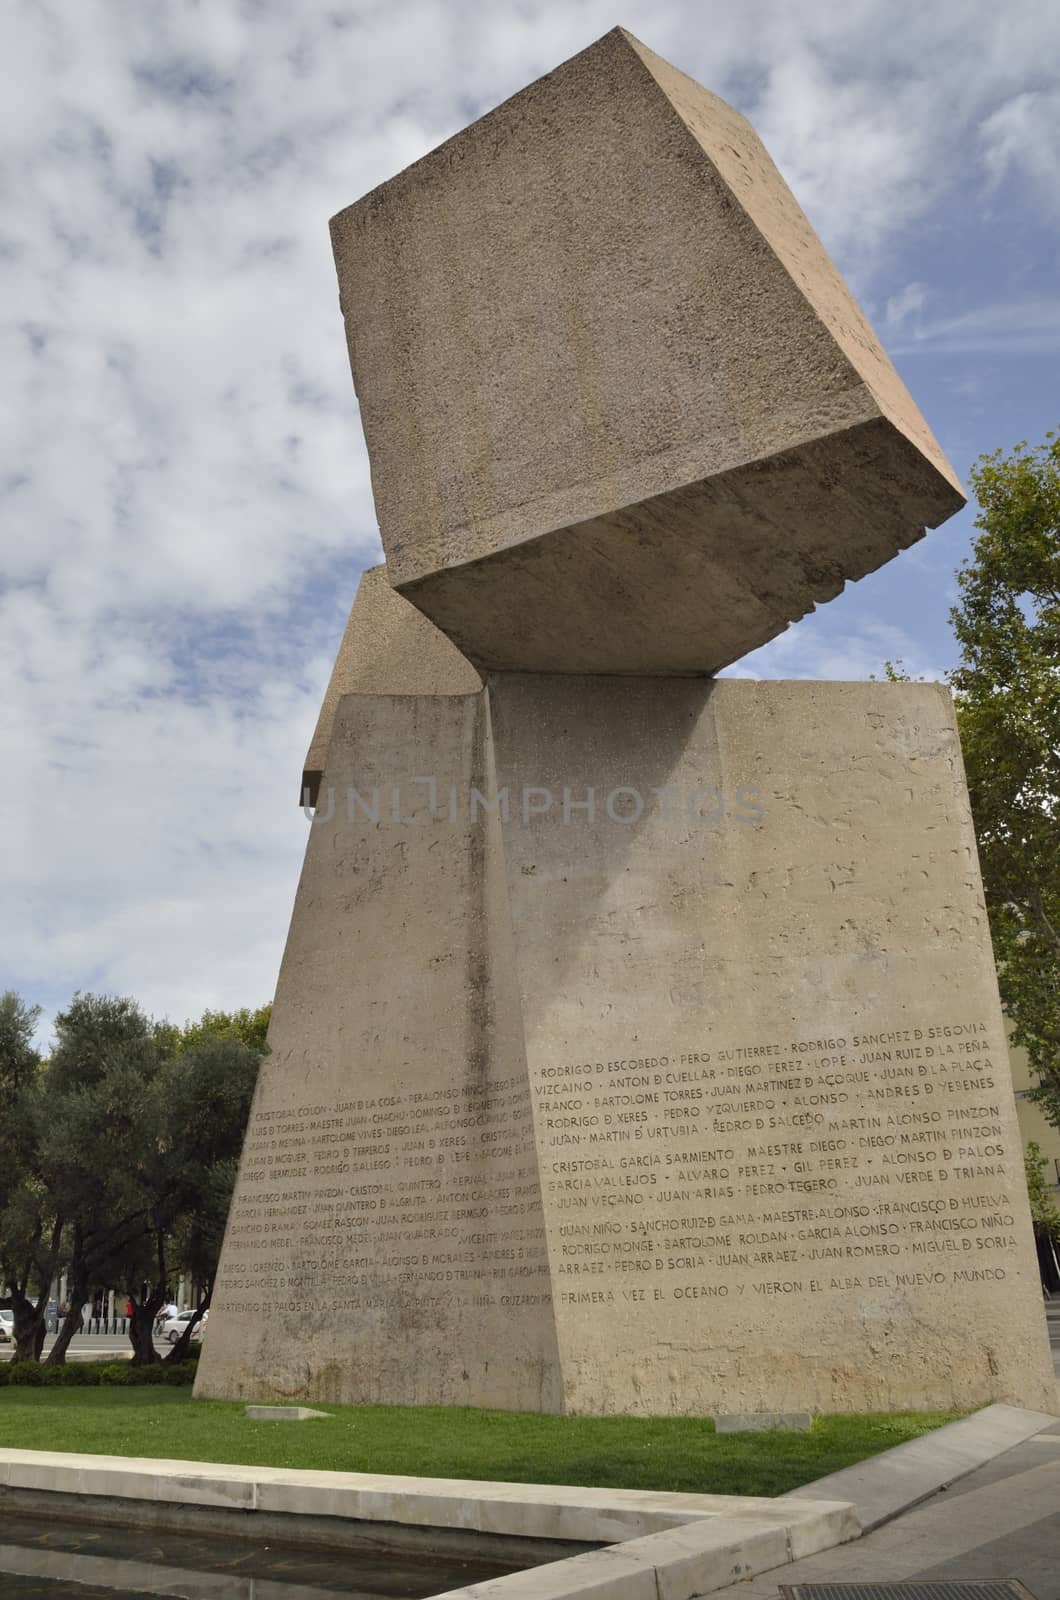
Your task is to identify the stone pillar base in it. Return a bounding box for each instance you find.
[196,678,1055,1416]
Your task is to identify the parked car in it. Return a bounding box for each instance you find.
[156,1305,206,1344]
[190,1310,208,1343]
[0,1311,13,1345]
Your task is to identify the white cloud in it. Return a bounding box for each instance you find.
[725,617,950,687]
[979,89,1060,212]
[885,282,928,329]
[0,0,1057,1043]
[891,297,1060,354]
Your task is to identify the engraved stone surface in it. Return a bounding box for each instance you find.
[302,563,480,806]
[329,28,965,675]
[198,679,1055,1415]
[486,676,1054,1415]
[200,689,562,1411]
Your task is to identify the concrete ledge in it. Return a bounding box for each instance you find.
[0,1450,851,1548]
[784,1402,1059,1531]
[244,1405,329,1421]
[432,1510,855,1600]
[715,1413,813,1434]
[0,1448,857,1597]
[0,1486,593,1568]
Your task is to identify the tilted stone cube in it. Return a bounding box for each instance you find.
[330,27,964,675]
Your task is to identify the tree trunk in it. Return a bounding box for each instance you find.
[128,1297,164,1365]
[10,1284,48,1363]
[8,1218,65,1362]
[126,1228,170,1364]
[165,1286,211,1363]
[46,1287,87,1366]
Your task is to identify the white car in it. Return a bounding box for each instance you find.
[156,1305,208,1344]
[0,1310,13,1345]
[157,1309,200,1344]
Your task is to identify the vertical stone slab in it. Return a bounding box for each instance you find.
[486,675,1055,1416]
[302,564,481,806]
[197,689,562,1409]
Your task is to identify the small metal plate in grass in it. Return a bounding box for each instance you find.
[780,1585,1040,1600]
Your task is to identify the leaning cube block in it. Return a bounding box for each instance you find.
[330,27,964,675]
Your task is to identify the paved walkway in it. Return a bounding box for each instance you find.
[711,1417,1060,1600]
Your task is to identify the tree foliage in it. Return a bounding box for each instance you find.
[0,991,266,1363]
[157,1004,271,1057]
[950,433,1060,1127]
[1025,1142,1060,1238]
[0,991,56,1360]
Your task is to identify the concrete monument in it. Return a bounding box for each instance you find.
[196,28,1056,1417]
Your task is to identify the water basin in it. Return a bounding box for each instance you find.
[0,1508,525,1598]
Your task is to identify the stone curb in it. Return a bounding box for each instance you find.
[0,1448,857,1596]
[431,1503,859,1600]
[784,1402,1059,1531]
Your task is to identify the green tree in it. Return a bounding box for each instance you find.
[183,1005,271,1055]
[1024,1142,1060,1292]
[42,994,165,1364]
[0,992,62,1362]
[157,1004,272,1058]
[43,994,264,1365]
[950,434,1060,1127]
[1024,1142,1060,1237]
[156,1032,260,1360]
[2,992,266,1365]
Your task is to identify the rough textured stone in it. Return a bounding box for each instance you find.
[244,1405,330,1421]
[330,28,964,675]
[302,562,480,805]
[199,679,1055,1416]
[486,676,1054,1415]
[715,1414,813,1434]
[201,689,562,1412]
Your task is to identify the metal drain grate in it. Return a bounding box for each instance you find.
[780,1585,1040,1600]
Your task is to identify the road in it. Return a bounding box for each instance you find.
[1,1331,175,1362]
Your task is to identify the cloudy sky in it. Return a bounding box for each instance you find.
[2,0,1058,1043]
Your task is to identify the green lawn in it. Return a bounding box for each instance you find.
[0,1390,960,1496]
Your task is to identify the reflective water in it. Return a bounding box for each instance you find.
[0,1511,524,1598]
